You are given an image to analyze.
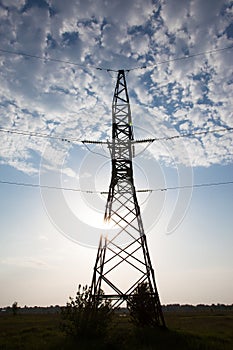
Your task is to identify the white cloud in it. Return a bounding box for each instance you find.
[38,235,49,241]
[62,167,77,178]
[1,256,53,270]
[161,0,190,31]
[0,0,232,174]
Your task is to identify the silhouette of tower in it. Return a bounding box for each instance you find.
[90,70,165,327]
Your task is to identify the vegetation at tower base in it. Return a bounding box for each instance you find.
[60,284,112,339]
[127,282,162,328]
[12,301,18,316]
[0,305,233,349]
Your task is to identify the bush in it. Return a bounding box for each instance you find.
[128,282,160,327]
[61,284,112,339]
[12,301,18,316]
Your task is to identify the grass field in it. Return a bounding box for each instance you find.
[0,310,233,349]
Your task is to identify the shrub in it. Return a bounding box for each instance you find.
[12,301,18,316]
[128,282,159,327]
[61,284,111,339]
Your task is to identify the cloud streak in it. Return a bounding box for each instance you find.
[1,256,53,270]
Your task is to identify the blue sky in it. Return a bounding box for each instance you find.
[0,0,233,307]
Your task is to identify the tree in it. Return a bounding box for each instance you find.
[127,282,158,327]
[61,284,112,339]
[12,301,18,316]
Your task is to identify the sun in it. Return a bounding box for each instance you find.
[63,189,116,230]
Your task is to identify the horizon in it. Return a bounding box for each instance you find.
[1,302,233,309]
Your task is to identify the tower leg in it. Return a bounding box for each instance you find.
[90,235,107,308]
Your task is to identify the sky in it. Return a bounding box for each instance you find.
[0,0,233,307]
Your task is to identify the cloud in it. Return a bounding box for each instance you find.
[1,256,52,269]
[0,0,232,175]
[62,167,77,178]
[38,234,49,241]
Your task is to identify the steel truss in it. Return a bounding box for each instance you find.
[90,70,165,327]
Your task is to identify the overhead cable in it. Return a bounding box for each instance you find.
[0,126,232,144]
[0,179,233,193]
[0,45,232,72]
[130,45,233,71]
[0,127,82,143]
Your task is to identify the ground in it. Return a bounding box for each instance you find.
[0,309,232,349]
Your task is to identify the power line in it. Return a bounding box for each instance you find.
[130,45,233,71]
[0,179,233,193]
[0,48,91,70]
[0,180,99,193]
[0,45,232,72]
[151,181,233,192]
[150,126,233,142]
[0,127,83,143]
[0,126,232,144]
[97,181,233,193]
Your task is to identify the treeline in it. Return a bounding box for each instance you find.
[162,303,233,312]
[0,305,61,314]
[1,303,233,315]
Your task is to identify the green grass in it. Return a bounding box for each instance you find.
[0,310,233,349]
[165,311,233,344]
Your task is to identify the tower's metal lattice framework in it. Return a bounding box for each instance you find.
[90,70,165,327]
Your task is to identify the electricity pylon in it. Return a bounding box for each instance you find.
[90,70,165,327]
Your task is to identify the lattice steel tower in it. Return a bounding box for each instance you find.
[90,70,165,327]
